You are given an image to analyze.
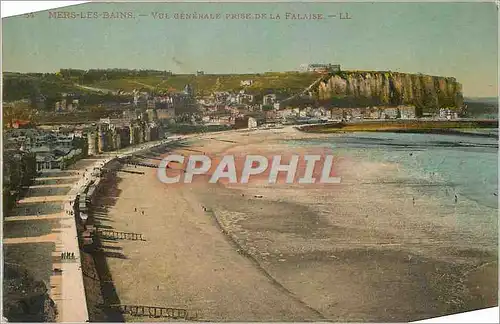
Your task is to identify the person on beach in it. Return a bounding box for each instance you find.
[61,252,64,259]
[454,194,458,204]
[412,197,415,206]
[71,252,75,259]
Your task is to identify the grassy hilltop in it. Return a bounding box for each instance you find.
[2,70,320,100]
[77,72,320,96]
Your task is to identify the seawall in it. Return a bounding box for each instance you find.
[70,139,184,321]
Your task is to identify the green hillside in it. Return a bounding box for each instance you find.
[3,73,83,102]
[2,70,329,101]
[84,72,320,96]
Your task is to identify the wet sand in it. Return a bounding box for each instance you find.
[96,127,497,322]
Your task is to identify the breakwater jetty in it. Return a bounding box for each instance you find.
[297,119,498,134]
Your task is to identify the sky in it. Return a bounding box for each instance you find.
[2,1,498,97]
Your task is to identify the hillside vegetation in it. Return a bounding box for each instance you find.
[4,69,466,115]
[3,70,320,100]
[3,73,82,102]
[83,72,320,96]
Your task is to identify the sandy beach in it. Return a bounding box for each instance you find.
[91,127,497,322]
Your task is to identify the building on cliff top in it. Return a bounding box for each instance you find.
[300,64,341,73]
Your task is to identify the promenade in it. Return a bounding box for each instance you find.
[4,161,98,322]
[3,139,174,322]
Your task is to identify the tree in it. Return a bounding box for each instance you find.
[89,105,106,113]
[44,95,60,111]
[3,103,35,128]
[29,93,38,110]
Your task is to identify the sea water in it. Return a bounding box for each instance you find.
[286,132,498,244]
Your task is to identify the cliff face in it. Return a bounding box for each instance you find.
[315,71,463,113]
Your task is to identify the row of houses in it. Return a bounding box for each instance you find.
[299,63,341,73]
[7,131,76,151]
[199,105,418,129]
[33,146,84,171]
[230,105,417,130]
[55,98,80,112]
[135,85,197,113]
[268,105,417,121]
[144,93,196,111]
[205,91,256,106]
[87,120,160,155]
[439,108,459,120]
[5,129,87,172]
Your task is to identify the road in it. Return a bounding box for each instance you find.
[73,83,114,94]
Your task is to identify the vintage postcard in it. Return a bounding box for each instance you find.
[1,1,498,323]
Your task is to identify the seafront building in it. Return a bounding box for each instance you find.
[300,63,341,73]
[4,110,162,175]
[86,116,160,155]
[87,132,98,156]
[5,129,87,172]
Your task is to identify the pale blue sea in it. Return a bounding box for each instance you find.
[286,131,498,241]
